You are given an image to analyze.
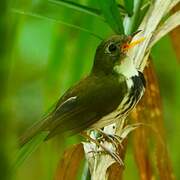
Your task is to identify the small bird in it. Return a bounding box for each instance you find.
[19,33,146,153]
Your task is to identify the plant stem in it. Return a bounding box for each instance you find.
[124,0,142,35]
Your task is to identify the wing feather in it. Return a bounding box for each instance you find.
[43,74,127,139]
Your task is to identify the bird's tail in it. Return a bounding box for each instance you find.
[14,117,50,169]
[19,117,49,147]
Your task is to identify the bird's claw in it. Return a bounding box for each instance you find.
[81,131,124,166]
[96,129,124,150]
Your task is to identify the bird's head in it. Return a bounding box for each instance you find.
[92,32,144,75]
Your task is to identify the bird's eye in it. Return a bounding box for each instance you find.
[106,43,117,54]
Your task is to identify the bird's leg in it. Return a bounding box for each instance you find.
[95,129,124,149]
[81,131,124,166]
[96,122,143,150]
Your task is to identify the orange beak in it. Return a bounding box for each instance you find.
[122,37,145,51]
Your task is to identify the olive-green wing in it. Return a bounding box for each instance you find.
[44,74,126,140]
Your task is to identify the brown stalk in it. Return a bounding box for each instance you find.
[131,60,175,180]
[55,144,84,180]
[170,3,180,62]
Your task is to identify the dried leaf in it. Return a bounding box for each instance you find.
[146,63,175,180]
[127,1,180,70]
[170,4,180,62]
[128,0,174,68]
[55,143,84,180]
[119,123,141,140]
[166,0,180,14]
[149,11,180,49]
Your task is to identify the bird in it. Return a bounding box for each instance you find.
[18,33,146,165]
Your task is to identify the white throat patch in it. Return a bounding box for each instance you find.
[113,56,138,79]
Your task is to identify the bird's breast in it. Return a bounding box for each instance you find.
[117,72,145,116]
[92,71,145,128]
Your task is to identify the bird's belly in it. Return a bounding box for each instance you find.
[91,92,132,128]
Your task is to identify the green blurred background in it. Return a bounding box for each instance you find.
[1,0,180,179]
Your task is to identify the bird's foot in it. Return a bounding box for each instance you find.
[96,129,124,150]
[81,131,124,166]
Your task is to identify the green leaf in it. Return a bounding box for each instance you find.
[48,0,102,19]
[13,132,48,169]
[124,0,142,35]
[124,0,134,16]
[98,0,124,34]
[11,8,103,40]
